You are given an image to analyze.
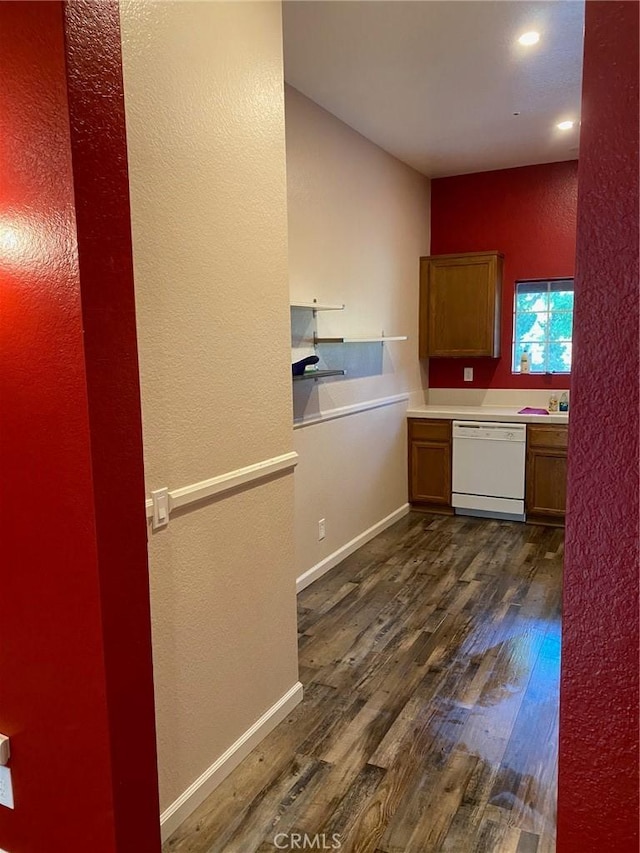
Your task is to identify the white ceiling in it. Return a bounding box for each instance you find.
[283,1,584,177]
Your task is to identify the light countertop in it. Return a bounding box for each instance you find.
[406,404,569,425]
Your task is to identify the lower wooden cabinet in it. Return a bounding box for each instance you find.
[408,418,567,523]
[526,424,568,525]
[408,419,453,513]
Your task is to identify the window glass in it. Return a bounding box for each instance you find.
[513,279,574,373]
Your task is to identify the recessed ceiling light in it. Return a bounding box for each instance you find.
[518,31,540,46]
[557,120,575,130]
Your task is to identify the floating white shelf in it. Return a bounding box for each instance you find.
[293,369,346,381]
[314,335,408,344]
[291,301,402,387]
[290,301,345,311]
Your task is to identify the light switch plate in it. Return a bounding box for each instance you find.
[0,766,15,809]
[151,487,170,530]
[464,367,474,382]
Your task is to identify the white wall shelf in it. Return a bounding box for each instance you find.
[314,335,408,344]
[290,299,345,382]
[293,369,346,381]
[290,301,345,312]
[290,300,406,384]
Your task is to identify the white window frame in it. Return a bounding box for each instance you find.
[512,278,574,374]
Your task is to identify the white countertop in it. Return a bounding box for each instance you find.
[406,404,569,424]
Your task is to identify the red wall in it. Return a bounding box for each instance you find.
[63,3,161,849]
[429,161,578,389]
[557,3,639,852]
[0,3,160,850]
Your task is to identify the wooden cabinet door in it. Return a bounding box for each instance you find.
[526,448,568,523]
[419,251,502,358]
[408,419,452,512]
[526,423,568,525]
[410,440,451,506]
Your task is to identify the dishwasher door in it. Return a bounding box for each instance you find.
[452,421,526,518]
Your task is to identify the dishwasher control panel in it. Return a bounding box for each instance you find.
[452,421,526,442]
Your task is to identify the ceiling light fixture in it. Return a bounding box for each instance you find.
[557,120,575,130]
[518,31,540,46]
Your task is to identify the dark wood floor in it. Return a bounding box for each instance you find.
[165,512,562,853]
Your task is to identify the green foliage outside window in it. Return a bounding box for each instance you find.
[512,280,574,373]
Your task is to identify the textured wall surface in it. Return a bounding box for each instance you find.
[557,2,639,851]
[429,161,578,389]
[286,86,429,579]
[62,3,161,848]
[120,0,299,812]
[0,2,159,850]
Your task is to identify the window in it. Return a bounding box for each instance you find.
[512,279,574,373]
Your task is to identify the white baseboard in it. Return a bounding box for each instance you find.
[296,503,410,593]
[159,681,304,842]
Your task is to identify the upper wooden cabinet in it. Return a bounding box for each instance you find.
[419,251,503,358]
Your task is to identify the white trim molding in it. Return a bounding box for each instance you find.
[160,681,304,842]
[293,393,409,430]
[296,503,410,593]
[146,451,298,522]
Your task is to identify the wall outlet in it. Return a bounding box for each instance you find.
[463,367,474,382]
[318,518,326,541]
[0,766,15,810]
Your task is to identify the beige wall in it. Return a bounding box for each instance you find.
[286,86,430,582]
[120,0,298,815]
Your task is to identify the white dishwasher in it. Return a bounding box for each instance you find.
[452,421,526,521]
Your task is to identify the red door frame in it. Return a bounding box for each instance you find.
[0,2,160,850]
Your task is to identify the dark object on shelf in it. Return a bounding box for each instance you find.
[292,355,320,377]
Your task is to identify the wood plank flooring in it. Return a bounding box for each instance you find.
[164,512,562,853]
